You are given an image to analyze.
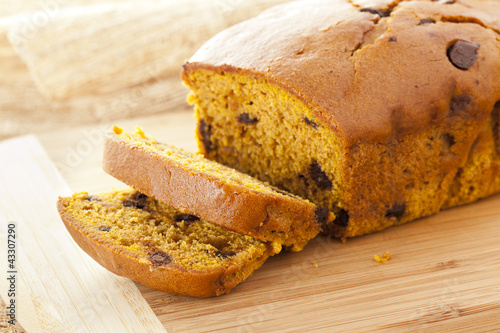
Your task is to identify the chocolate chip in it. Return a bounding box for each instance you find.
[385,204,406,219]
[123,192,149,209]
[315,207,329,227]
[99,226,111,232]
[440,133,456,157]
[442,133,456,147]
[133,192,148,200]
[334,209,349,227]
[149,251,172,267]
[123,199,137,207]
[418,18,436,25]
[360,8,388,17]
[173,214,200,223]
[237,113,259,124]
[86,195,100,201]
[388,37,397,42]
[447,40,480,70]
[123,200,142,209]
[304,117,319,129]
[308,162,333,190]
[248,101,254,105]
[216,251,238,259]
[450,94,472,114]
[198,119,213,153]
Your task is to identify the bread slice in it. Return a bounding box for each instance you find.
[57,189,280,297]
[103,126,334,251]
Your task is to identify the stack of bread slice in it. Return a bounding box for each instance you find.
[57,127,334,297]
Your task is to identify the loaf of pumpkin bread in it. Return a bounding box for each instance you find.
[182,0,500,238]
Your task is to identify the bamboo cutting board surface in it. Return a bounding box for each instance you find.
[7,110,500,332]
[0,136,167,333]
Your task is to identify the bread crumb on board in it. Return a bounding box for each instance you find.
[374,251,392,263]
[312,261,318,268]
[112,125,123,134]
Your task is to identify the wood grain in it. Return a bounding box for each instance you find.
[29,111,500,332]
[0,136,166,333]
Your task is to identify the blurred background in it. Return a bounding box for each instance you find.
[0,0,291,141]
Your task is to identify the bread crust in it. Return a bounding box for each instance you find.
[183,0,500,145]
[57,198,274,297]
[103,133,332,250]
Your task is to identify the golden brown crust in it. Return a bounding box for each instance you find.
[57,197,273,298]
[103,132,332,250]
[183,0,500,145]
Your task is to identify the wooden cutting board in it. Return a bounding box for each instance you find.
[13,110,500,332]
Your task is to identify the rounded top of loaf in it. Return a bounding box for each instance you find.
[184,0,500,145]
